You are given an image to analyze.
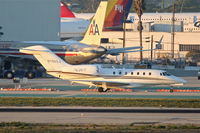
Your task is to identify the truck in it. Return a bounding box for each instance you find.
[0,56,44,79]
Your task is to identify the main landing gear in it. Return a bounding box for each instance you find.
[98,87,104,92]
[98,87,110,92]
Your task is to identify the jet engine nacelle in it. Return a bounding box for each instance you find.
[194,21,200,27]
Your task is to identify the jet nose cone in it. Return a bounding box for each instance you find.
[181,79,187,84]
[176,77,187,84]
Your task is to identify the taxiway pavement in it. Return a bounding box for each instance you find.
[0,107,200,124]
[0,76,199,88]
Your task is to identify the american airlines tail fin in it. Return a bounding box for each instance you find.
[104,0,133,31]
[60,2,75,18]
[20,45,71,72]
[80,1,107,45]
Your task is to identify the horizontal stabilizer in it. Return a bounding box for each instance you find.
[106,46,142,55]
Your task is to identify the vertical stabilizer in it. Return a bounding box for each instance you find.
[60,2,75,18]
[104,0,133,31]
[80,2,107,45]
[20,45,71,72]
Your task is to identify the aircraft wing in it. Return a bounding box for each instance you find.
[69,79,141,88]
[124,48,157,53]
[20,40,77,46]
[106,46,142,55]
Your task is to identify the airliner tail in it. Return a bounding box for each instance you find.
[104,0,133,31]
[60,2,75,18]
[80,1,107,45]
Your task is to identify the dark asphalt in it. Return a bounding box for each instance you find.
[0,107,200,113]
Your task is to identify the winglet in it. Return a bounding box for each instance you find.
[80,1,107,45]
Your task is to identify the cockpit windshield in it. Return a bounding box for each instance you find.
[161,72,171,76]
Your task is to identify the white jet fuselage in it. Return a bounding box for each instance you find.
[20,44,187,91]
[47,65,186,89]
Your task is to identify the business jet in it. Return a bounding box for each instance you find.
[20,45,187,92]
[0,1,140,65]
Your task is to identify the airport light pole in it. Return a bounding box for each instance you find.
[150,35,154,62]
[145,36,154,62]
[122,9,126,65]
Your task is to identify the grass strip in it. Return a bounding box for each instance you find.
[0,122,200,133]
[0,97,200,108]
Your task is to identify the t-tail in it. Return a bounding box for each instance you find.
[80,1,107,45]
[20,45,71,72]
[103,0,133,31]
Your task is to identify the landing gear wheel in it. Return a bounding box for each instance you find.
[98,87,104,92]
[25,71,35,79]
[170,88,174,93]
[4,71,14,79]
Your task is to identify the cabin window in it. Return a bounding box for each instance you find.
[131,72,133,75]
[149,72,151,75]
[163,72,166,76]
[137,72,139,75]
[119,72,122,75]
[101,38,109,43]
[113,72,116,75]
[160,73,163,76]
[143,72,145,75]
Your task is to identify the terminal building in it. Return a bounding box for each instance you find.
[0,0,60,41]
[99,13,200,62]
[101,31,200,62]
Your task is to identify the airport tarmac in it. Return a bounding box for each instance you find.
[0,77,199,125]
[0,76,199,88]
[1,91,200,99]
[0,76,199,99]
[0,107,200,124]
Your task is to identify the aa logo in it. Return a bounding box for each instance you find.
[89,20,100,35]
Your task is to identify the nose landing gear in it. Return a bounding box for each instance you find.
[170,87,174,93]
